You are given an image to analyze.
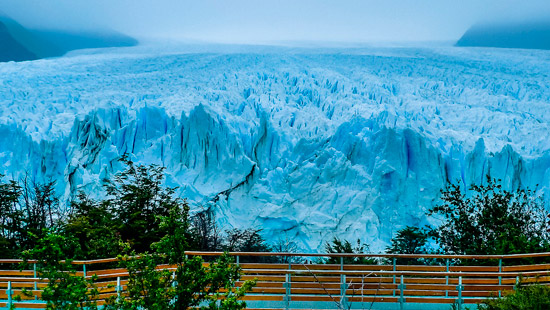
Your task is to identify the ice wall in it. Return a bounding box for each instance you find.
[1,45,550,251]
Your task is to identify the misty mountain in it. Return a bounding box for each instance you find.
[0,15,138,62]
[0,20,37,62]
[457,20,550,50]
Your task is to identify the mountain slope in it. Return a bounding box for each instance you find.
[0,20,37,61]
[0,15,138,62]
[457,21,550,50]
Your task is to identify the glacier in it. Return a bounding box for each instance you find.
[1,43,550,251]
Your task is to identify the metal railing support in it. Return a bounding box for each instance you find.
[283,273,291,310]
[7,281,12,309]
[83,264,87,278]
[340,274,348,309]
[117,276,122,301]
[393,257,397,297]
[445,258,450,298]
[456,276,463,310]
[399,275,405,310]
[33,263,38,300]
[498,258,502,297]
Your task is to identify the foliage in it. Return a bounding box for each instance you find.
[105,186,255,309]
[0,175,61,257]
[103,155,177,253]
[272,233,303,264]
[64,192,123,259]
[20,179,61,247]
[478,281,550,310]
[324,237,377,265]
[0,175,23,258]
[428,177,550,263]
[190,207,222,251]
[22,231,98,310]
[385,226,428,265]
[224,228,272,263]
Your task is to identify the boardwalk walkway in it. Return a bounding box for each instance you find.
[2,251,550,309]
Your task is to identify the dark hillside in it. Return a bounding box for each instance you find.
[0,20,37,61]
[457,21,550,50]
[0,15,138,62]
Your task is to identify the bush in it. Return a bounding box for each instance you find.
[428,177,550,264]
[22,231,98,310]
[324,237,376,265]
[479,281,550,310]
[385,226,428,265]
[106,202,255,309]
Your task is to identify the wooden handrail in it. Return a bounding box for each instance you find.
[2,251,550,265]
[183,251,550,260]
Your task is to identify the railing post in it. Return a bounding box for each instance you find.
[498,258,502,298]
[399,275,405,310]
[284,273,291,310]
[117,276,122,301]
[7,281,12,309]
[82,263,87,278]
[456,276,463,310]
[34,263,38,300]
[393,257,397,297]
[445,258,450,298]
[236,255,240,265]
[340,274,348,309]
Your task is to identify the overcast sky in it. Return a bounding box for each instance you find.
[2,0,550,44]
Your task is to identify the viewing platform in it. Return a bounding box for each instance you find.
[2,251,550,309]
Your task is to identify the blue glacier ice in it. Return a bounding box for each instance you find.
[1,44,550,251]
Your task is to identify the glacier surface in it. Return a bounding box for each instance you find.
[1,44,550,251]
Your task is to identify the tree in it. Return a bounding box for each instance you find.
[428,177,550,263]
[324,237,377,265]
[224,228,272,263]
[107,201,255,310]
[20,179,61,251]
[386,226,428,265]
[22,231,98,310]
[63,192,123,259]
[190,207,222,251]
[0,175,23,258]
[103,155,176,253]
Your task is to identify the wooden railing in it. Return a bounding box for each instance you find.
[2,252,550,309]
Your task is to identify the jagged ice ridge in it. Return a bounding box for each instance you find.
[1,44,550,251]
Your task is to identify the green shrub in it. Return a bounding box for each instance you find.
[479,282,550,310]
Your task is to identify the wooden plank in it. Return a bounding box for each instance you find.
[0,270,35,276]
[343,265,394,271]
[396,266,446,272]
[0,302,47,309]
[289,295,342,302]
[240,264,288,270]
[463,285,514,291]
[401,284,455,291]
[291,282,342,289]
[290,264,342,271]
[250,287,285,294]
[242,295,284,301]
[404,297,458,304]
[290,288,341,295]
[238,281,283,288]
[347,296,400,303]
[449,266,499,272]
[503,264,550,272]
[403,290,445,297]
[241,275,285,282]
